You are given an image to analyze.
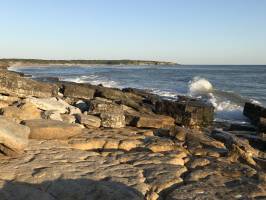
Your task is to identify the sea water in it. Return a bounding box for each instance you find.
[9,65,266,123]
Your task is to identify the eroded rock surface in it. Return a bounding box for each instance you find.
[0,69,265,200]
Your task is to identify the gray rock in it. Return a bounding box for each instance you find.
[62,82,95,100]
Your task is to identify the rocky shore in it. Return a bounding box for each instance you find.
[0,65,265,200]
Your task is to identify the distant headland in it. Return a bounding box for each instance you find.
[0,59,178,68]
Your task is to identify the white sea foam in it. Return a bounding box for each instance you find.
[62,75,120,88]
[188,77,248,122]
[151,89,178,99]
[188,77,213,96]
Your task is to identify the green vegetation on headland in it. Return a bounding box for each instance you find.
[0,59,177,68]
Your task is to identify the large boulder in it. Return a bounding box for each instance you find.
[22,119,83,140]
[0,117,30,153]
[0,70,57,97]
[75,114,101,128]
[88,99,123,115]
[243,102,266,125]
[100,112,126,128]
[61,82,95,100]
[155,98,214,128]
[0,102,42,122]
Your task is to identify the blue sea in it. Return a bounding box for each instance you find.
[9,65,266,123]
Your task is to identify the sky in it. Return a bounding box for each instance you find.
[0,0,266,65]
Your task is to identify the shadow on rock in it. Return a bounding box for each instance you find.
[0,178,144,200]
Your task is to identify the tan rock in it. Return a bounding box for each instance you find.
[100,112,126,128]
[23,119,83,140]
[76,114,101,128]
[0,117,30,152]
[0,102,42,122]
[61,114,76,124]
[119,139,142,151]
[128,113,175,129]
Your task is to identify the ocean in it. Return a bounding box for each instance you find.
[9,65,266,123]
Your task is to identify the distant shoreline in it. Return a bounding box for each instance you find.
[0,59,178,68]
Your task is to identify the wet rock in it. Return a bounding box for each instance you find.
[243,102,266,125]
[76,114,101,128]
[0,117,30,153]
[100,112,126,128]
[61,82,95,100]
[155,98,214,128]
[228,123,257,132]
[0,102,42,122]
[22,119,83,140]
[0,70,57,97]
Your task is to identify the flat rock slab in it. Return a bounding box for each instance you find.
[127,113,175,129]
[26,97,80,114]
[23,119,83,140]
[0,117,30,152]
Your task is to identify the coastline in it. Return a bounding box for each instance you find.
[0,59,178,69]
[0,65,265,199]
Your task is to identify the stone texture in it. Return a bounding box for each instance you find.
[42,110,63,121]
[0,117,30,153]
[88,99,122,115]
[0,102,42,122]
[127,113,175,129]
[76,114,101,128]
[22,119,83,140]
[155,98,214,128]
[0,70,57,97]
[100,112,126,128]
[61,82,95,100]
[27,97,80,114]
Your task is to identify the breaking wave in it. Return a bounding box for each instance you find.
[188,77,249,122]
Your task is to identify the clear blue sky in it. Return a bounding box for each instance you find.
[0,0,266,64]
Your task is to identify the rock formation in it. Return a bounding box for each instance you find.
[0,67,265,200]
